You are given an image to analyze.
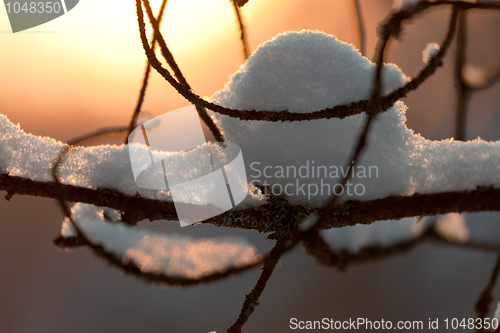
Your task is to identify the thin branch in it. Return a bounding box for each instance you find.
[228,237,289,333]
[51,217,266,287]
[134,0,477,123]
[291,0,418,251]
[454,11,470,141]
[304,227,500,270]
[126,63,153,144]
[235,0,249,7]
[141,0,187,87]
[125,0,169,144]
[481,66,500,90]
[77,234,265,287]
[64,126,128,146]
[232,0,250,60]
[475,253,500,331]
[351,0,366,56]
[139,0,225,142]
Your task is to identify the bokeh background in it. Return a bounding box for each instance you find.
[1,0,500,332]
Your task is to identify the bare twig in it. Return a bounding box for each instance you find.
[475,253,500,332]
[133,1,489,123]
[481,66,500,90]
[455,11,470,141]
[351,0,366,56]
[139,0,225,142]
[228,237,289,333]
[304,227,500,270]
[65,126,128,146]
[125,0,169,144]
[232,0,250,60]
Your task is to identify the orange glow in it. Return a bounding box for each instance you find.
[0,0,354,140]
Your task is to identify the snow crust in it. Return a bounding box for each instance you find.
[62,204,260,279]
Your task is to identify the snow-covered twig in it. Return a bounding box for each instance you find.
[3,171,500,231]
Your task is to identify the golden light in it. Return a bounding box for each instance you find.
[0,0,347,139]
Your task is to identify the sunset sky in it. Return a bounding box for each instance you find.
[0,0,360,141]
[2,2,500,332]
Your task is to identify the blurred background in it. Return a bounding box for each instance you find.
[1,0,500,332]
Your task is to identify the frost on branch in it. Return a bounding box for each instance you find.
[422,42,440,64]
[62,204,261,279]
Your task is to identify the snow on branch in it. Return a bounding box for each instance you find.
[2,28,500,230]
[56,203,262,284]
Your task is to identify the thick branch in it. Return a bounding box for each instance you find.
[2,173,500,231]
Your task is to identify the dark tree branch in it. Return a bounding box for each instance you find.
[455,11,470,141]
[351,0,366,56]
[481,66,500,90]
[2,173,500,231]
[125,0,169,144]
[228,237,289,333]
[304,227,500,271]
[475,253,500,332]
[133,0,477,123]
[64,126,128,146]
[292,0,416,253]
[232,0,250,60]
[235,0,249,7]
[139,0,225,142]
